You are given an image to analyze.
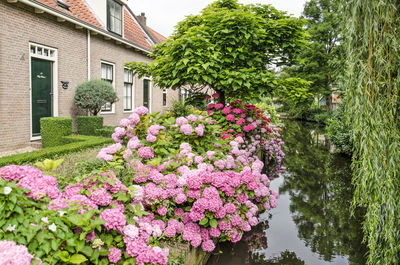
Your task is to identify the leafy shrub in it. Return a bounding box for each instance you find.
[326,104,352,154]
[166,100,196,118]
[95,126,115,138]
[0,135,113,167]
[40,117,72,148]
[77,116,104,136]
[74,79,118,116]
[254,102,280,124]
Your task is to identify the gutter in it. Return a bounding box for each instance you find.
[17,0,152,55]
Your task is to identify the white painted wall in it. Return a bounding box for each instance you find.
[84,0,107,27]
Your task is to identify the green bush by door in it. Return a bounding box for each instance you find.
[40,117,72,148]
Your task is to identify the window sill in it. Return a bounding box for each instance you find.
[123,110,133,113]
[100,111,115,115]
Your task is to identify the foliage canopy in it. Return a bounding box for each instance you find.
[126,0,308,102]
[74,79,118,116]
[344,0,400,264]
[285,0,344,110]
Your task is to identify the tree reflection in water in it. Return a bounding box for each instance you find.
[207,120,366,265]
[280,120,366,264]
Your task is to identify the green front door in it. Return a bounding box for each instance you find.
[143,79,149,108]
[31,58,52,136]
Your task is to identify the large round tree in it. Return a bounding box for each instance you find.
[126,0,308,103]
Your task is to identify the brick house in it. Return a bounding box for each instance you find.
[0,0,178,152]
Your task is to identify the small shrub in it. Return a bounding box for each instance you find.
[77,116,104,136]
[74,79,118,115]
[326,104,352,154]
[166,100,197,117]
[95,126,115,138]
[0,135,113,167]
[40,117,72,148]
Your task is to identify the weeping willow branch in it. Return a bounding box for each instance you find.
[344,1,400,264]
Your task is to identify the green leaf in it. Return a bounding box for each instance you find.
[199,217,209,225]
[70,254,88,264]
[210,219,218,228]
[58,251,70,262]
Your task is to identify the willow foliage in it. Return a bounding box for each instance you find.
[344,1,400,264]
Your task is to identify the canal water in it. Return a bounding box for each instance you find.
[207,120,367,265]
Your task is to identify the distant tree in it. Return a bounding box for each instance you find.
[286,0,344,111]
[126,0,308,103]
[74,79,118,116]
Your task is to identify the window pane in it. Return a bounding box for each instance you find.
[101,64,107,79]
[124,83,132,111]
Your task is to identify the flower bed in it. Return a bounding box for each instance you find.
[0,102,284,265]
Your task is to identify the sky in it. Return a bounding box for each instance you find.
[127,0,308,37]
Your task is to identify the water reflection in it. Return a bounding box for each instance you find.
[207,120,366,265]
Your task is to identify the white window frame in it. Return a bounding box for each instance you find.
[29,42,58,141]
[143,77,152,113]
[100,61,115,114]
[162,88,167,107]
[123,68,134,113]
[107,0,123,36]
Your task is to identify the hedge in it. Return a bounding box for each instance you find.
[95,126,115,138]
[40,117,72,148]
[0,135,113,167]
[76,116,104,136]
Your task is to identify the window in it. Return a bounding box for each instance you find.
[162,89,167,107]
[124,69,133,111]
[179,88,192,101]
[107,0,122,35]
[101,62,113,112]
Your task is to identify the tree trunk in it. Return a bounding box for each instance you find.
[325,93,333,111]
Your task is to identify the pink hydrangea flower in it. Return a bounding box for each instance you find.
[134,106,149,115]
[0,241,39,265]
[195,124,205,136]
[187,114,197,122]
[215,103,224,110]
[176,117,188,126]
[222,107,231,115]
[180,124,193,135]
[99,208,126,230]
[157,206,168,216]
[226,114,235,122]
[108,248,122,264]
[137,147,154,159]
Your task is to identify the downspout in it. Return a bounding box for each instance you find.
[87,29,91,80]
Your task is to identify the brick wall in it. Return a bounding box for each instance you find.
[0,1,87,151]
[0,1,178,151]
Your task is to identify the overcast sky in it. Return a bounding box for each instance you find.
[127,0,308,37]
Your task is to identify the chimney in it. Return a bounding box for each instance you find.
[137,12,147,26]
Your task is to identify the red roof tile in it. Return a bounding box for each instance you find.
[35,0,103,28]
[146,26,167,43]
[123,9,152,50]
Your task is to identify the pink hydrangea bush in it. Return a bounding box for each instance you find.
[94,106,283,254]
[0,240,42,265]
[0,104,284,265]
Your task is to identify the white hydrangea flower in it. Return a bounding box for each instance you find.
[48,223,57,232]
[3,186,12,195]
[59,210,66,216]
[6,224,16,231]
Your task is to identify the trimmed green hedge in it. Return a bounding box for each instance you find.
[76,116,104,136]
[40,117,72,148]
[95,126,115,138]
[0,135,113,167]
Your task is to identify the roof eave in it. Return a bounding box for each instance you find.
[18,0,152,54]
